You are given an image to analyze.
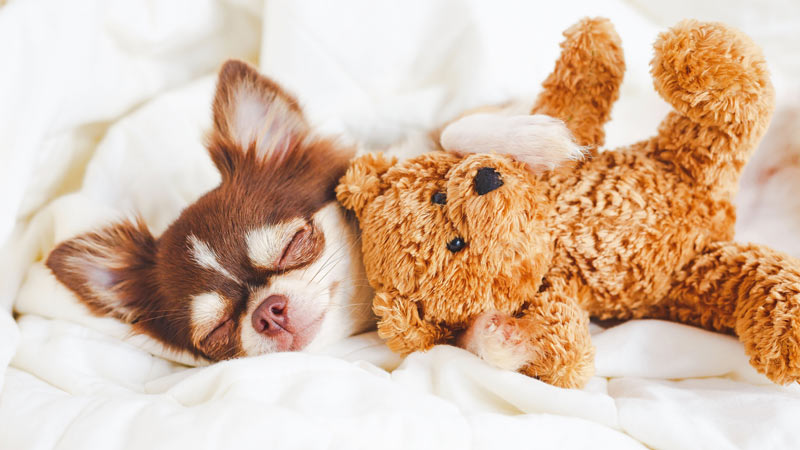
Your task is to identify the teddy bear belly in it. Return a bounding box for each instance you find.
[546,150,737,320]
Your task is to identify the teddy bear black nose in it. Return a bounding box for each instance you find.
[474,167,503,195]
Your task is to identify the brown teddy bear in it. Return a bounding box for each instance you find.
[336,18,800,389]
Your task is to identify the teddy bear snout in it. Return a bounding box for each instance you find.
[474,167,504,195]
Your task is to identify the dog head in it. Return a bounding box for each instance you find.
[46,60,373,362]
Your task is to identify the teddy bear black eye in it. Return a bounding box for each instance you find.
[447,237,466,253]
[431,192,447,205]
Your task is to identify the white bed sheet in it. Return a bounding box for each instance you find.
[2,1,800,449]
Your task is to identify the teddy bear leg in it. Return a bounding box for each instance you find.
[649,20,774,187]
[459,293,595,389]
[661,241,800,384]
[531,17,625,150]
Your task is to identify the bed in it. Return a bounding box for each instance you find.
[1,0,800,448]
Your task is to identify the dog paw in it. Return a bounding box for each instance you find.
[440,113,586,172]
[459,311,540,371]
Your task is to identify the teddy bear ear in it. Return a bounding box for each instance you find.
[336,152,397,220]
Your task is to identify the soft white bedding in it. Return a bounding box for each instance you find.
[2,1,800,449]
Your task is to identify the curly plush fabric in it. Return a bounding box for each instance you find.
[338,18,800,389]
[531,17,625,150]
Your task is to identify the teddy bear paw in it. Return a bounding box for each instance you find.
[459,311,540,372]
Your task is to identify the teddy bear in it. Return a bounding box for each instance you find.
[336,17,800,389]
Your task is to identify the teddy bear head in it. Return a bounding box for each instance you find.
[337,150,555,343]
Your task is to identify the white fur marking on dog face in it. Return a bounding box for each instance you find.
[296,203,375,352]
[440,113,587,171]
[190,291,227,341]
[246,218,306,269]
[188,235,238,282]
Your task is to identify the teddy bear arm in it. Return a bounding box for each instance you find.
[531,17,624,150]
[518,291,595,389]
[657,241,800,384]
[373,289,451,355]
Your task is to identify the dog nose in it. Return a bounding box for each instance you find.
[252,295,290,336]
[474,167,503,195]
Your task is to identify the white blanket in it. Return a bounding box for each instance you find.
[2,1,800,449]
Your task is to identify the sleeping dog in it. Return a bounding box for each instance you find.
[46,60,376,362]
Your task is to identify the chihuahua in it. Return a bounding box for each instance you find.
[46,60,375,362]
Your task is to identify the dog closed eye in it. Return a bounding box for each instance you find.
[201,318,234,351]
[277,224,324,271]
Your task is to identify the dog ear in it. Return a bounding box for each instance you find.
[207,59,310,181]
[336,152,397,221]
[440,114,587,173]
[45,219,159,324]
